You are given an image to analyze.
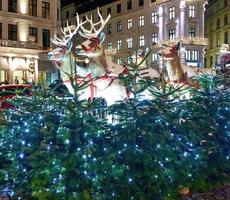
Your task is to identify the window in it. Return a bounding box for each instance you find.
[117,40,122,51]
[8,24,17,41]
[210,36,213,49]
[216,34,220,47]
[139,0,144,7]
[151,0,156,2]
[210,56,213,67]
[139,35,145,47]
[42,1,50,19]
[127,56,132,64]
[29,0,37,16]
[169,29,176,40]
[189,28,196,38]
[107,23,112,34]
[66,11,69,19]
[169,7,175,19]
[117,58,122,65]
[224,14,228,26]
[210,22,213,32]
[224,0,228,7]
[0,23,2,39]
[127,18,132,29]
[185,50,198,61]
[117,4,121,13]
[8,0,17,13]
[29,27,37,42]
[127,38,133,49]
[139,15,144,26]
[107,7,111,15]
[127,0,132,10]
[152,53,158,63]
[224,31,228,44]
[117,21,122,32]
[152,32,158,44]
[42,29,50,48]
[0,0,2,11]
[216,18,220,29]
[57,8,60,21]
[151,11,158,23]
[189,5,195,18]
[108,42,112,50]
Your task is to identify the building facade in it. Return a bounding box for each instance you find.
[205,0,230,68]
[0,0,61,84]
[62,0,208,69]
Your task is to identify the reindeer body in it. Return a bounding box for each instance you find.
[160,42,216,85]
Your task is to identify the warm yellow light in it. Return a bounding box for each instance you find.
[19,0,28,14]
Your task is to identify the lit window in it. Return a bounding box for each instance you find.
[127,18,132,29]
[117,40,122,51]
[127,38,133,49]
[152,32,158,44]
[151,11,158,23]
[117,58,122,64]
[169,7,175,19]
[139,35,145,47]
[117,21,122,32]
[127,56,132,64]
[152,53,158,63]
[139,15,144,27]
[108,42,112,50]
[189,5,195,18]
[189,28,196,38]
[169,29,176,40]
[185,50,198,61]
[216,34,220,47]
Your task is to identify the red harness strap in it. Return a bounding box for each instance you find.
[169,72,199,88]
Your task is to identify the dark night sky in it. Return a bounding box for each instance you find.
[61,0,118,14]
[61,0,118,7]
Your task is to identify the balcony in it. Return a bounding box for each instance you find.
[157,37,208,47]
[0,39,40,50]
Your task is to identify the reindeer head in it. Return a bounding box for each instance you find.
[75,8,111,60]
[158,41,182,62]
[48,13,85,65]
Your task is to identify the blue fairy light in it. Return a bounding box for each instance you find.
[19,153,24,159]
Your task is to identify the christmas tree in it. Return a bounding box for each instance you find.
[0,50,229,200]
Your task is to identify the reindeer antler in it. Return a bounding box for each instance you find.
[51,13,86,46]
[79,7,111,39]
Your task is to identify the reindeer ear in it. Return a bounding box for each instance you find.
[176,41,183,50]
[99,32,105,44]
